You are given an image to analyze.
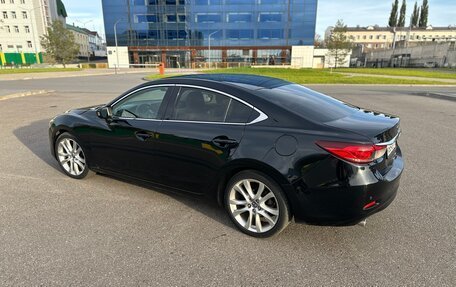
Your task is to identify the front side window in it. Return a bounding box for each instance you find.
[112,87,169,119]
[172,88,253,123]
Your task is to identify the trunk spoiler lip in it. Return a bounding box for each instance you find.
[375,130,401,146]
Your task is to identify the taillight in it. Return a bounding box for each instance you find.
[316,141,386,164]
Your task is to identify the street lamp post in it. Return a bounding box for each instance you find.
[114,19,123,74]
[208,30,220,69]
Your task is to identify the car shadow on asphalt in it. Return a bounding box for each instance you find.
[13,119,236,232]
[97,172,236,232]
[13,118,61,171]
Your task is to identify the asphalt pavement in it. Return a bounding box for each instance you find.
[0,73,455,286]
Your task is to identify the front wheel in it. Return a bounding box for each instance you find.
[55,133,89,179]
[224,170,291,238]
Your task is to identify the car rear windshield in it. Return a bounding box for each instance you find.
[259,84,358,122]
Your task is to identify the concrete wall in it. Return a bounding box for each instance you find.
[366,42,455,68]
[312,49,351,68]
[291,46,314,68]
[107,46,129,68]
[447,51,456,68]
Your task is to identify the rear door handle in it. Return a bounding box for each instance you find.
[135,131,153,141]
[212,136,239,148]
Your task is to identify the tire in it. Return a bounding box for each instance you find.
[54,132,89,179]
[224,170,291,238]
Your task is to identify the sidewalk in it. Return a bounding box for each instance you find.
[0,68,191,81]
[336,72,456,84]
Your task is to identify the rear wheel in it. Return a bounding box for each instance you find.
[55,133,89,179]
[224,170,290,238]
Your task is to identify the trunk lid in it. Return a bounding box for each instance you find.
[324,108,400,144]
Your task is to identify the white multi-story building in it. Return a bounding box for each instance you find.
[0,0,66,63]
[83,29,106,57]
[325,25,456,52]
[66,23,89,58]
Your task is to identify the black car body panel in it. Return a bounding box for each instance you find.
[49,74,403,226]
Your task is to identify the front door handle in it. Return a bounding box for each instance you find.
[135,131,153,141]
[212,136,239,148]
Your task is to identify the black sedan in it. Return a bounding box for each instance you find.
[49,74,403,237]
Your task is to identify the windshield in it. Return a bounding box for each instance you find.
[260,84,359,122]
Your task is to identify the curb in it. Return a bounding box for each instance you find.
[0,90,54,101]
[0,70,158,81]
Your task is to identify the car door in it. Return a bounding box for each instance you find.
[90,85,174,181]
[153,86,256,195]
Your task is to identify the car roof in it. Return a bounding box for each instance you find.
[156,73,291,90]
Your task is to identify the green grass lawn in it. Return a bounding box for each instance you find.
[147,68,453,85]
[0,68,82,75]
[336,68,456,80]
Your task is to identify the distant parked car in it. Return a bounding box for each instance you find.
[49,74,403,237]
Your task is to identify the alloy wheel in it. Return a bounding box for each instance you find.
[57,138,86,176]
[228,179,279,233]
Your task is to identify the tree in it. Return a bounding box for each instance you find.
[411,1,420,27]
[40,21,79,67]
[326,20,352,69]
[398,0,407,27]
[314,34,325,48]
[388,0,399,27]
[419,0,429,27]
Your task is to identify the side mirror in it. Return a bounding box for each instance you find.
[97,106,112,119]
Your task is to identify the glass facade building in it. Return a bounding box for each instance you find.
[102,0,317,68]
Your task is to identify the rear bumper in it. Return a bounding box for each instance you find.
[287,148,404,226]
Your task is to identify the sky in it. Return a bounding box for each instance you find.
[63,0,456,40]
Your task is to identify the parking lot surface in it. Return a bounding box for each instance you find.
[1,74,455,286]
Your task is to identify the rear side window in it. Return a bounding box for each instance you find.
[171,87,253,123]
[226,100,253,123]
[260,84,358,122]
